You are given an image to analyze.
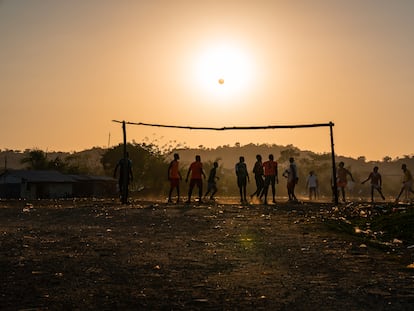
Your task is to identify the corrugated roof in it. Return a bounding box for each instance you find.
[68,174,116,182]
[0,170,77,183]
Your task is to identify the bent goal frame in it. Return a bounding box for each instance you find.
[112,120,339,205]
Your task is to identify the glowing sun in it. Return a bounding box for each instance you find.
[194,43,255,100]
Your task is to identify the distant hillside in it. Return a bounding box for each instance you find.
[0,148,106,175]
[168,143,413,174]
[2,144,414,199]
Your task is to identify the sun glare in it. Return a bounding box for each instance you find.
[194,43,255,101]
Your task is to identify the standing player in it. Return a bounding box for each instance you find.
[261,154,278,204]
[283,157,298,202]
[113,152,133,204]
[306,171,319,201]
[185,155,206,203]
[167,153,182,203]
[235,156,250,203]
[336,161,354,203]
[250,154,264,199]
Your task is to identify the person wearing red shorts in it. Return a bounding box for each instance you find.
[167,153,182,203]
[336,161,354,203]
[261,154,278,204]
[185,155,206,203]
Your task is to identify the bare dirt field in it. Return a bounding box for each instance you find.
[1,199,414,310]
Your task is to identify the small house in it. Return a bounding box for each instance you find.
[0,170,116,199]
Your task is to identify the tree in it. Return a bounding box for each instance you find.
[383,156,392,163]
[20,149,94,174]
[357,156,366,162]
[21,149,48,170]
[101,143,169,196]
[48,156,66,171]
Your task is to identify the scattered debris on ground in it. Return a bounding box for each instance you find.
[1,199,414,310]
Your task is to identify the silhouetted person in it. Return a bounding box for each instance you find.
[396,164,414,202]
[336,161,354,203]
[306,171,319,201]
[361,166,385,202]
[204,161,219,200]
[185,155,206,203]
[261,154,278,204]
[235,156,249,203]
[251,154,264,198]
[167,153,182,203]
[113,152,133,204]
[283,157,298,201]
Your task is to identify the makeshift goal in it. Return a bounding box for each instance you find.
[112,120,338,204]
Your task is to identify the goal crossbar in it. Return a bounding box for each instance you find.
[112,120,334,131]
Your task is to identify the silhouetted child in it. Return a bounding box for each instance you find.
[283,157,298,202]
[396,164,414,202]
[306,171,318,201]
[251,154,264,198]
[336,161,354,203]
[167,153,182,203]
[361,166,385,202]
[235,156,249,203]
[113,152,133,204]
[204,162,219,200]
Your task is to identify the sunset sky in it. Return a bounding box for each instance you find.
[1,0,414,161]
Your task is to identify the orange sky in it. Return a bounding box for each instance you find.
[1,0,414,161]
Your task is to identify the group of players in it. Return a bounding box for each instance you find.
[114,152,414,204]
[167,153,414,204]
[167,153,300,204]
[335,161,414,203]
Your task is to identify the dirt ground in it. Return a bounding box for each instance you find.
[1,198,414,310]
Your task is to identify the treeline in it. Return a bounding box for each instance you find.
[1,143,414,200]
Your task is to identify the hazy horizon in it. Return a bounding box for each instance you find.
[2,138,409,164]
